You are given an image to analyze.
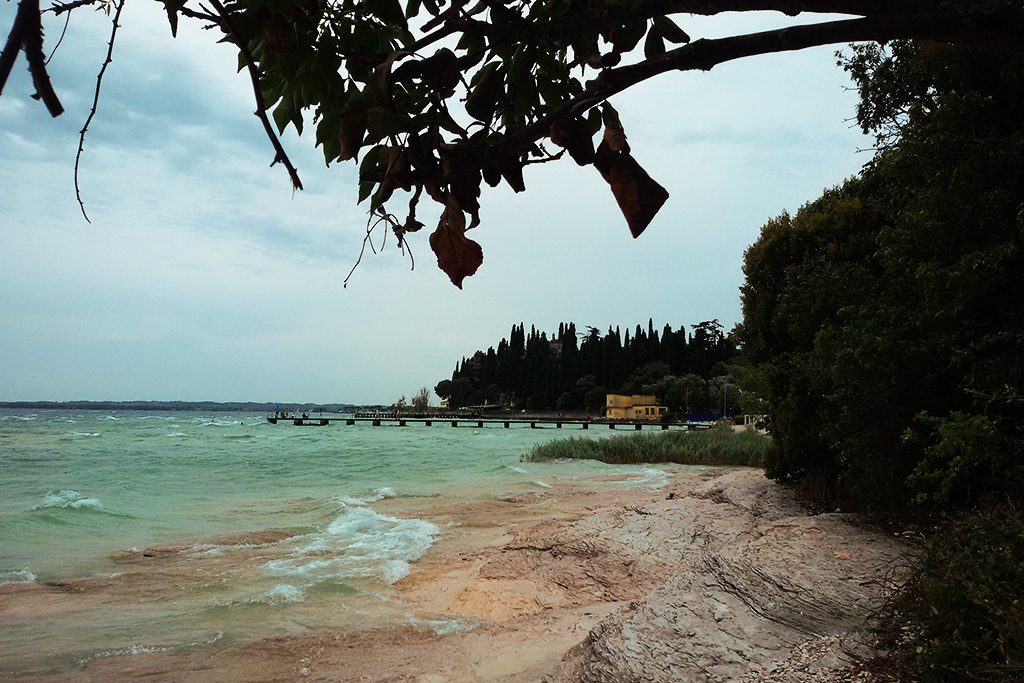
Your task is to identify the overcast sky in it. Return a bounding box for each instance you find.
[0,3,870,404]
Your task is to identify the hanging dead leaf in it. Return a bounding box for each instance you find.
[603,120,630,153]
[430,198,484,288]
[594,139,669,239]
[372,50,410,110]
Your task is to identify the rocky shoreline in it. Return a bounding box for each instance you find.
[7,467,911,681]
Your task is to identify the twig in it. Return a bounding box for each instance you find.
[208,0,303,191]
[45,10,71,64]
[343,213,386,287]
[74,0,124,222]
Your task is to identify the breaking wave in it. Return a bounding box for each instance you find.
[265,490,437,585]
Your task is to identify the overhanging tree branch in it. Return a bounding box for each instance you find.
[208,0,303,191]
[1,0,63,116]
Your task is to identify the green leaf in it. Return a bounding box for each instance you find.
[653,16,690,44]
[359,144,384,176]
[358,180,375,204]
[612,19,647,53]
[644,27,666,59]
[366,107,409,135]
[157,0,186,38]
[366,0,407,28]
[273,99,293,134]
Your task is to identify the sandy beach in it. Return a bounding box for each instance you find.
[2,466,910,682]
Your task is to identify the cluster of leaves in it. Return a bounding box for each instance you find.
[434,318,740,412]
[739,40,1024,512]
[165,0,689,286]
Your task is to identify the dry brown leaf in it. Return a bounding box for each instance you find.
[594,139,669,238]
[603,122,630,154]
[430,197,484,288]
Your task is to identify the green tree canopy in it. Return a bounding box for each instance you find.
[3,0,1023,286]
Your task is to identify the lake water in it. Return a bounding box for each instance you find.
[0,409,669,676]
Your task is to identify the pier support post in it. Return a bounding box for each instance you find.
[661,424,668,430]
[452,421,458,427]
[399,420,407,427]
[346,419,354,426]
[425,420,432,427]
[477,421,483,428]
[635,423,642,430]
[531,422,536,429]
[320,419,328,426]
[556,422,562,428]
[581,423,588,430]
[609,424,615,429]
[504,422,510,428]
[373,419,381,426]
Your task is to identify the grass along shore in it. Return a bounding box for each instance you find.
[523,423,768,467]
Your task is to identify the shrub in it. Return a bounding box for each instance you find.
[880,504,1024,681]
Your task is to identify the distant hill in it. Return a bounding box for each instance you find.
[0,401,360,412]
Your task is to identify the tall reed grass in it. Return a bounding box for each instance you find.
[523,423,768,467]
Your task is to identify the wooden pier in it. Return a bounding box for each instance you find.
[266,415,712,431]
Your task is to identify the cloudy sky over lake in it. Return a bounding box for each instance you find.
[0,4,870,404]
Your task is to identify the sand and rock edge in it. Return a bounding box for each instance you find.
[74,467,911,682]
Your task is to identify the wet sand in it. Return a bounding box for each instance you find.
[1,467,911,681]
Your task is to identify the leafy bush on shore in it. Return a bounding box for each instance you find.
[523,423,767,467]
[879,504,1024,682]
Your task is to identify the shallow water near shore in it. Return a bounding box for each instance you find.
[0,409,669,677]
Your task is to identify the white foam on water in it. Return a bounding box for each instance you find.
[63,432,100,438]
[102,415,121,421]
[532,480,552,489]
[165,432,187,438]
[633,467,670,491]
[405,615,479,635]
[0,414,37,421]
[78,632,223,667]
[37,490,102,510]
[265,496,438,585]
[335,486,397,507]
[251,583,306,605]
[504,464,528,474]
[0,568,36,585]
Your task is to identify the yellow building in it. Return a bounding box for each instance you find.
[605,394,668,420]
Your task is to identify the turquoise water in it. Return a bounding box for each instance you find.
[0,409,668,675]
[0,409,648,580]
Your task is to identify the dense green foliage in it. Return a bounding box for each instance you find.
[741,41,1024,512]
[740,39,1024,680]
[435,319,744,413]
[881,505,1024,681]
[523,423,767,467]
